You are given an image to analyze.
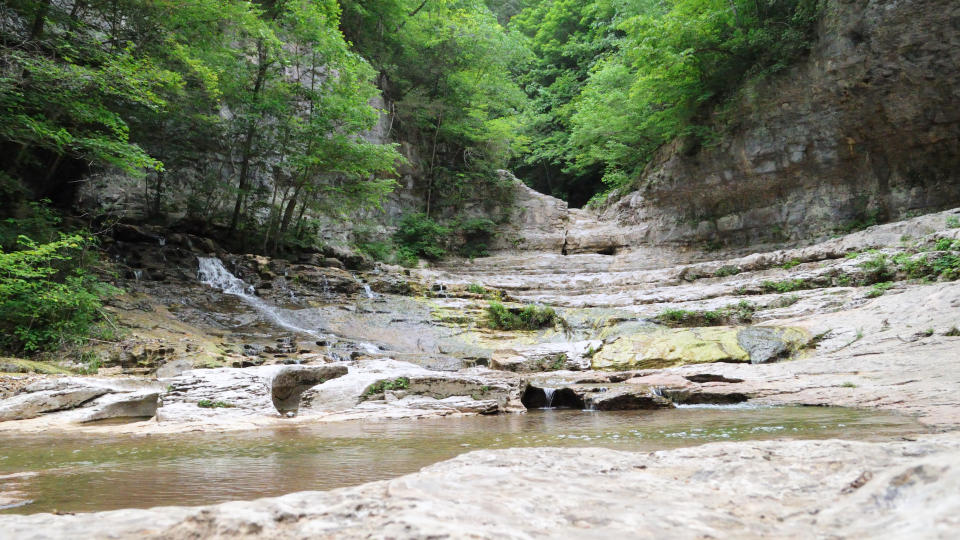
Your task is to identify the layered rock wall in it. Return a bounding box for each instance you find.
[598,0,960,248]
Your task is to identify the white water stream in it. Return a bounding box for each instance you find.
[197,257,323,339]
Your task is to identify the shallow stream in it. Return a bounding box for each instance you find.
[0,406,922,514]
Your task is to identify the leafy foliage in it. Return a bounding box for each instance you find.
[1,0,403,253]
[394,213,452,261]
[0,232,117,353]
[511,0,823,205]
[364,377,411,397]
[485,300,561,330]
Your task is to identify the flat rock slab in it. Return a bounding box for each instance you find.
[1,435,957,539]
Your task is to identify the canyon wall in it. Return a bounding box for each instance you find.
[593,0,960,249]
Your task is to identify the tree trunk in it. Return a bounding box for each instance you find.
[227,41,271,236]
[29,0,52,41]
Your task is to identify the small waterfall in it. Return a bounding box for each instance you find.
[158,237,166,247]
[197,257,322,338]
[543,387,556,408]
[133,269,143,282]
[321,276,331,298]
[351,274,376,299]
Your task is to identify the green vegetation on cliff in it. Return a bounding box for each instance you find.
[2,0,401,252]
[511,0,822,205]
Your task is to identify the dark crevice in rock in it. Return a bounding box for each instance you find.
[521,385,584,409]
[660,389,749,405]
[684,374,745,384]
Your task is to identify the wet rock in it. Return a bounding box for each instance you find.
[659,388,749,405]
[490,340,602,372]
[584,388,673,411]
[270,364,349,415]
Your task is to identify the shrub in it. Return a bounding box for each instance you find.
[363,377,411,396]
[772,294,801,308]
[655,301,755,327]
[946,216,960,228]
[858,254,894,285]
[865,282,894,298]
[393,213,451,261]
[0,233,118,353]
[761,279,811,293]
[197,400,235,408]
[714,265,740,277]
[467,283,487,295]
[456,218,496,259]
[485,301,561,330]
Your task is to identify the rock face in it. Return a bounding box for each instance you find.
[490,340,602,372]
[3,435,958,539]
[590,327,809,370]
[488,170,569,251]
[598,0,960,247]
[0,378,162,423]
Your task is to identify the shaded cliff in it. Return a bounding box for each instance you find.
[593,0,960,249]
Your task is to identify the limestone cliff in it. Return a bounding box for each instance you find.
[595,0,960,248]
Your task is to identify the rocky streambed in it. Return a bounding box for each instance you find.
[2,207,960,537]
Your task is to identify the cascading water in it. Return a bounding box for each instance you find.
[351,274,377,299]
[197,257,323,338]
[543,387,556,408]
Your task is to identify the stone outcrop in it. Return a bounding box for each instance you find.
[299,359,524,417]
[490,340,602,372]
[0,378,162,423]
[590,326,809,370]
[269,365,349,415]
[596,0,960,248]
[157,364,349,421]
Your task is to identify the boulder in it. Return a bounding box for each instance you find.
[737,326,807,364]
[591,327,809,370]
[75,390,161,423]
[0,378,163,422]
[270,364,349,415]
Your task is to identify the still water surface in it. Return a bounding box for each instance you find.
[0,406,923,514]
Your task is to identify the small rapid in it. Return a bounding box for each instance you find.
[197,257,324,339]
